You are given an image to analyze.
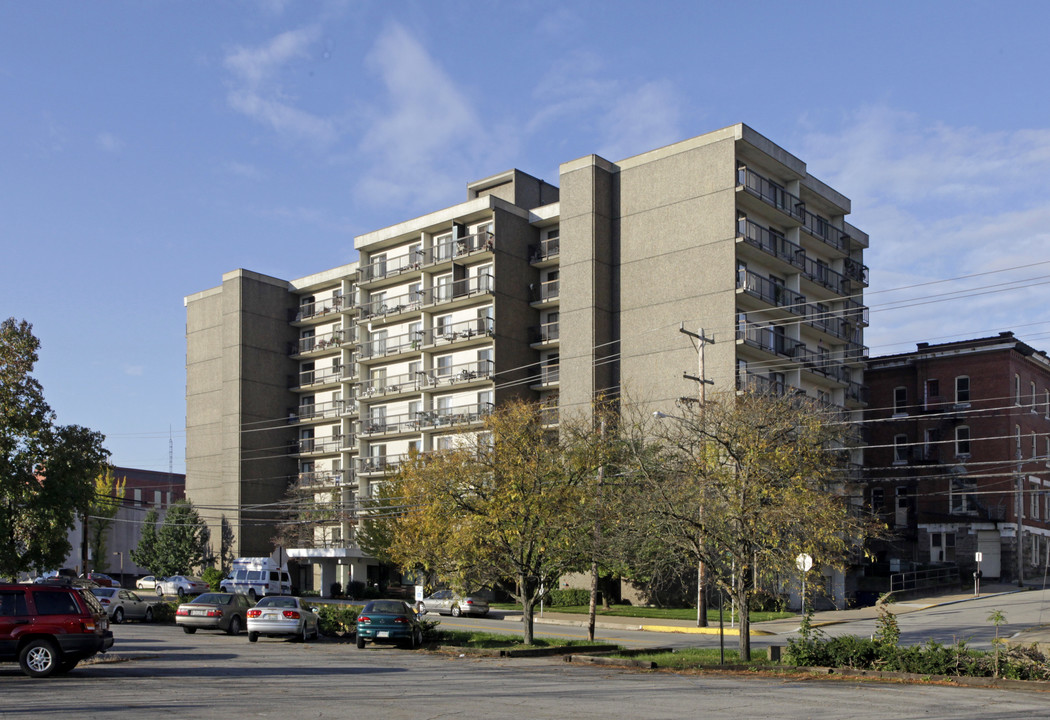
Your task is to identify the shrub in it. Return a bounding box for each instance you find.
[316,604,359,635]
[150,601,179,623]
[201,567,224,592]
[546,589,592,607]
[748,589,786,612]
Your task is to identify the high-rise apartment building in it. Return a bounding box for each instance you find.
[185,124,869,594]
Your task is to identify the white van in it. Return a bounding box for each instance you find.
[220,558,291,600]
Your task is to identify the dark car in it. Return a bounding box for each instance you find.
[175,593,251,635]
[0,582,114,677]
[356,599,423,649]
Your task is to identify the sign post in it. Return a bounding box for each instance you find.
[974,551,983,597]
[796,553,813,612]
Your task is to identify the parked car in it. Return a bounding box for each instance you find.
[421,590,490,617]
[135,575,158,591]
[90,588,159,623]
[246,596,320,643]
[355,599,423,649]
[81,572,118,588]
[0,582,114,677]
[156,575,209,599]
[175,593,250,635]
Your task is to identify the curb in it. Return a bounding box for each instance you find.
[533,615,774,636]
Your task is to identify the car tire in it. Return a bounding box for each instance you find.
[248,632,259,643]
[144,607,154,623]
[113,607,125,624]
[18,639,60,678]
[248,589,257,602]
[177,587,185,599]
[451,605,462,617]
[156,587,164,596]
[311,622,320,640]
[183,626,197,634]
[415,628,423,649]
[356,634,366,649]
[227,616,242,635]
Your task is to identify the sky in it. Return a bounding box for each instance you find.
[2,0,1049,475]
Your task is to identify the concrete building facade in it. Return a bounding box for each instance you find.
[185,124,869,596]
[864,332,1050,584]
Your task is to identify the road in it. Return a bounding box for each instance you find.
[3,616,1048,720]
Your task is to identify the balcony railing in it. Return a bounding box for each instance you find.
[297,471,351,489]
[360,253,422,283]
[539,403,559,426]
[736,322,804,359]
[292,400,343,423]
[418,274,494,306]
[291,329,345,355]
[843,299,869,327]
[359,291,423,321]
[359,370,426,398]
[532,279,559,304]
[356,454,409,475]
[427,359,494,387]
[539,364,559,386]
[529,321,559,344]
[360,329,423,360]
[736,370,787,396]
[804,306,850,341]
[360,402,493,437]
[297,437,345,455]
[738,219,805,269]
[296,366,343,388]
[799,255,849,295]
[294,296,344,322]
[737,270,807,315]
[529,237,560,264]
[420,317,494,347]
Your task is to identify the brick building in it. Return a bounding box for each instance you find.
[865,332,1050,584]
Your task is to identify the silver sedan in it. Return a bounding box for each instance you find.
[246,596,320,642]
[420,590,490,617]
[90,587,159,623]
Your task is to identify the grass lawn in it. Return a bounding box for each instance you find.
[618,647,777,668]
[491,604,794,624]
[433,630,616,650]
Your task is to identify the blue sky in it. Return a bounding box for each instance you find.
[2,1,1049,474]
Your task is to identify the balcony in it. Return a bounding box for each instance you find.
[291,399,344,423]
[529,321,559,346]
[531,363,559,389]
[426,359,495,388]
[297,470,352,490]
[360,402,493,438]
[296,436,346,456]
[358,291,423,322]
[358,370,427,399]
[529,237,560,266]
[292,296,345,324]
[799,255,850,296]
[842,298,869,327]
[736,321,804,359]
[736,370,787,396]
[359,254,423,285]
[359,329,423,361]
[736,269,807,316]
[418,274,494,308]
[356,454,409,476]
[294,365,343,390]
[420,317,494,347]
[291,329,345,357]
[539,403,559,427]
[737,219,805,271]
[422,231,494,267]
[530,279,559,307]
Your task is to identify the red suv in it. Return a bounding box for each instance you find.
[0,582,114,677]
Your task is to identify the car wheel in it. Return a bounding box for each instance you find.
[183,626,197,634]
[356,634,366,649]
[248,632,259,643]
[18,639,60,678]
[451,605,462,617]
[311,622,320,640]
[113,607,125,624]
[144,607,154,623]
[415,628,423,649]
[156,586,164,596]
[177,587,185,599]
[227,616,242,635]
[298,624,308,643]
[248,589,257,602]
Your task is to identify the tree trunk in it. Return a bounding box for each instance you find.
[736,571,751,661]
[587,559,598,641]
[521,596,535,645]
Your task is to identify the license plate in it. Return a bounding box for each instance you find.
[263,613,278,620]
[191,610,206,616]
[377,631,389,638]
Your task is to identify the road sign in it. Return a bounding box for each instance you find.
[796,553,813,572]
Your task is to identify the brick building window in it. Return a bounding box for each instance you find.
[893,386,908,416]
[893,434,909,464]
[1015,374,1022,406]
[955,426,971,456]
[955,376,970,405]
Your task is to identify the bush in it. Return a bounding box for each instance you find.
[546,589,592,607]
[150,601,179,623]
[201,567,224,592]
[316,604,359,635]
[748,589,786,612]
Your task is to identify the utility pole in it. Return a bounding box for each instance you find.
[1017,445,1025,588]
[680,325,714,627]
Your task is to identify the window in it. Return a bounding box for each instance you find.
[370,329,387,357]
[436,354,453,378]
[1016,374,1022,405]
[476,264,493,292]
[0,591,28,617]
[1033,431,1038,460]
[1045,390,1049,419]
[924,379,940,410]
[955,376,970,405]
[1016,425,1022,457]
[1045,437,1050,467]
[434,233,453,261]
[1032,381,1038,411]
[154,490,162,506]
[434,274,452,302]
[371,253,387,279]
[870,487,884,512]
[924,428,940,461]
[32,591,79,615]
[893,434,909,464]
[893,386,908,416]
[1032,483,1041,520]
[369,368,386,394]
[134,488,142,506]
[955,426,971,456]
[436,314,453,338]
[950,475,977,514]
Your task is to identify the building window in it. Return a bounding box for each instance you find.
[924,428,940,461]
[924,379,940,410]
[1032,382,1038,412]
[893,434,909,464]
[1033,431,1038,460]
[930,532,956,563]
[1016,374,1022,405]
[956,426,971,456]
[893,386,908,416]
[1045,390,1049,419]
[436,354,453,378]
[1032,484,1041,520]
[154,490,162,507]
[1016,425,1022,457]
[870,487,884,512]
[950,475,977,514]
[955,376,970,405]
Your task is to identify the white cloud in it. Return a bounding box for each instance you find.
[800,107,1050,353]
[223,26,337,145]
[96,132,123,152]
[123,365,144,377]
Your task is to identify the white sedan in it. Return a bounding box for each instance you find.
[246,596,320,643]
[156,575,209,599]
[135,575,158,590]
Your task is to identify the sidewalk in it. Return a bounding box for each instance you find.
[528,583,1035,638]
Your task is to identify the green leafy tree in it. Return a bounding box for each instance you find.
[131,508,159,575]
[630,389,881,661]
[220,515,235,575]
[87,466,126,572]
[154,501,212,577]
[370,400,596,644]
[0,318,109,578]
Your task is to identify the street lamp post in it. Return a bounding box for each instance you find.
[113,552,124,587]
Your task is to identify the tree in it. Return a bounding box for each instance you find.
[367,400,596,644]
[131,508,160,575]
[153,501,212,577]
[87,466,125,572]
[220,515,235,575]
[631,389,879,661]
[0,318,109,578]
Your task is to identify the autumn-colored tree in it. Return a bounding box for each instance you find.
[631,389,878,660]
[87,466,126,572]
[368,400,596,644]
[0,318,108,578]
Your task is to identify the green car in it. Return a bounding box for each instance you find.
[356,600,424,649]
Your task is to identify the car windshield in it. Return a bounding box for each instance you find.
[192,593,231,605]
[257,597,297,609]
[90,588,116,598]
[365,601,407,614]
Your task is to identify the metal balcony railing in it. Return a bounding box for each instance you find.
[356,454,409,475]
[294,296,344,322]
[297,471,351,489]
[358,291,423,321]
[529,321,559,344]
[529,237,560,263]
[738,219,805,269]
[420,317,494,346]
[426,359,495,387]
[736,269,807,316]
[359,370,426,398]
[532,279,559,303]
[292,400,343,423]
[422,231,494,266]
[297,437,345,455]
[360,329,422,360]
[296,366,343,388]
[292,329,345,355]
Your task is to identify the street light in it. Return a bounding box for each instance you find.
[113,552,123,587]
[653,410,708,628]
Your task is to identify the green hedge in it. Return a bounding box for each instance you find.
[545,589,593,607]
[150,601,179,624]
[315,604,360,635]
